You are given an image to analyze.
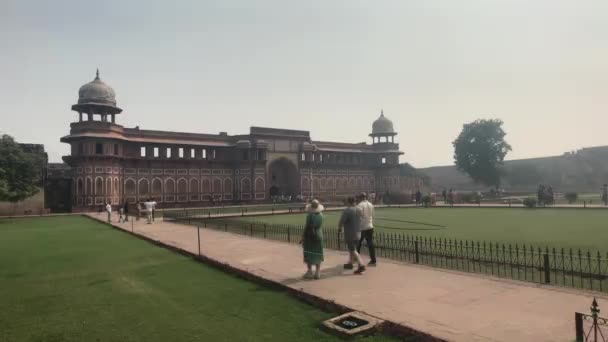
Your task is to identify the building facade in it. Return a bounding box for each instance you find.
[61,71,423,211]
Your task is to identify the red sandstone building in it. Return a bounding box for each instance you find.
[61,71,422,211]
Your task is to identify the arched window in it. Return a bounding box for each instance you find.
[213,178,222,193]
[86,177,92,195]
[224,178,233,194]
[190,178,199,194]
[114,178,119,196]
[125,179,136,196]
[138,179,149,196]
[106,177,112,196]
[95,177,103,195]
[202,178,211,193]
[165,178,175,194]
[77,178,84,195]
[241,178,251,193]
[152,178,162,194]
[255,177,265,192]
[177,178,187,194]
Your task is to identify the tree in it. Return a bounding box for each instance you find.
[0,135,45,202]
[453,119,512,187]
[565,192,578,204]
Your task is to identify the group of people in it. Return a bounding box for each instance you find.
[300,192,376,280]
[105,201,129,223]
[103,198,157,224]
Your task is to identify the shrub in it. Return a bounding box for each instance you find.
[421,195,432,207]
[523,197,537,208]
[565,192,578,204]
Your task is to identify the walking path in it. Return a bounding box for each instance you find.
[89,213,606,342]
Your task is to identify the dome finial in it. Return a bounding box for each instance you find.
[381,109,384,117]
[95,68,100,80]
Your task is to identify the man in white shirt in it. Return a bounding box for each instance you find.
[105,202,112,223]
[356,192,376,266]
[144,198,157,224]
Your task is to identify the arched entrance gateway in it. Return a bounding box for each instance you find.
[267,158,299,198]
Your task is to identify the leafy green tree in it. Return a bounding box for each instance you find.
[0,135,45,202]
[453,119,512,187]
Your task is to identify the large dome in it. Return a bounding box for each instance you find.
[371,110,396,135]
[77,69,117,106]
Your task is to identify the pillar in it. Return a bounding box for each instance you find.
[111,114,115,123]
[79,112,83,122]
[88,113,93,121]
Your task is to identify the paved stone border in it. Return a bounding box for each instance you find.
[85,215,446,342]
[0,213,79,219]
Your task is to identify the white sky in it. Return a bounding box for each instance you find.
[1,0,607,167]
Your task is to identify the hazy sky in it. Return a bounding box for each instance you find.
[1,0,607,167]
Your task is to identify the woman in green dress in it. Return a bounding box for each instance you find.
[301,199,324,279]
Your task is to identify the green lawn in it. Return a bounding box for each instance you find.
[234,208,608,252]
[0,216,393,342]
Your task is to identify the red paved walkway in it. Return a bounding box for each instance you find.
[89,213,607,342]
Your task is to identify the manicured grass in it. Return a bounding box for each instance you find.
[0,216,393,342]
[234,208,608,252]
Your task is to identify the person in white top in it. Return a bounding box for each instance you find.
[356,192,376,266]
[105,202,112,223]
[144,198,157,224]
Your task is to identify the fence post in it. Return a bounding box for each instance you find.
[337,230,341,250]
[250,223,253,236]
[197,226,201,256]
[264,224,267,238]
[415,240,420,264]
[225,223,228,232]
[287,226,291,242]
[584,201,587,208]
[543,253,550,284]
[575,312,584,342]
[272,208,275,215]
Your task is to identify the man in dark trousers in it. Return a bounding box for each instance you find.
[339,196,366,275]
[356,192,376,267]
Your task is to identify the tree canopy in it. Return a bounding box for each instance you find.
[452,119,512,187]
[0,135,45,202]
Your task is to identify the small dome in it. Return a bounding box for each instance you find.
[78,69,117,106]
[371,110,396,135]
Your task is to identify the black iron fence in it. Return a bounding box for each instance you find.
[163,203,344,219]
[576,298,607,341]
[164,215,608,293]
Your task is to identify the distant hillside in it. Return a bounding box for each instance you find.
[419,146,608,192]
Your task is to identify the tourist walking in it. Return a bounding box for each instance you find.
[122,201,129,222]
[144,198,157,224]
[118,205,124,223]
[356,192,376,266]
[301,200,324,280]
[105,202,112,223]
[339,196,365,274]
